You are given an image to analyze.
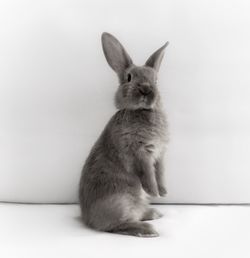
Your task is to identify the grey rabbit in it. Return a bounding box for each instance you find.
[79,32,169,237]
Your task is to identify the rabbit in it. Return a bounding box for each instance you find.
[79,32,169,237]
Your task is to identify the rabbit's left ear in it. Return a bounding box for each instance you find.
[145,42,169,72]
[101,32,133,79]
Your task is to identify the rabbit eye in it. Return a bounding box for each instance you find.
[127,73,132,82]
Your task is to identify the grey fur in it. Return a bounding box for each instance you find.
[79,32,169,237]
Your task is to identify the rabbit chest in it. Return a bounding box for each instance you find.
[115,109,168,163]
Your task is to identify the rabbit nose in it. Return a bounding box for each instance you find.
[138,84,151,96]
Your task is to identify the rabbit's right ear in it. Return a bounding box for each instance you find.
[101,32,133,79]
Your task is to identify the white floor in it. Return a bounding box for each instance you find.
[0,203,250,258]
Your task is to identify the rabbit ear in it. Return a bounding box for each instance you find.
[101,32,133,78]
[145,42,169,72]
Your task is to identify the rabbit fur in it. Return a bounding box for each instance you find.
[79,32,169,237]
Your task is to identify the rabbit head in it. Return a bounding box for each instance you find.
[101,32,169,110]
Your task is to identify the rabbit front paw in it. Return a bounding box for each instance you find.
[158,185,167,197]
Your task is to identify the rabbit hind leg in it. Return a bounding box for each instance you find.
[87,193,158,237]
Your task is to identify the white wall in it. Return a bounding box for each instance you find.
[1,0,250,203]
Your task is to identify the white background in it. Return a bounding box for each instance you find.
[1,0,250,203]
[1,204,250,258]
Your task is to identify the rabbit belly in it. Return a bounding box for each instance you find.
[140,187,150,202]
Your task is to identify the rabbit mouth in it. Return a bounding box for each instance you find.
[141,96,149,102]
[138,94,155,108]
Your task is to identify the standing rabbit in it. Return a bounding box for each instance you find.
[79,32,169,237]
